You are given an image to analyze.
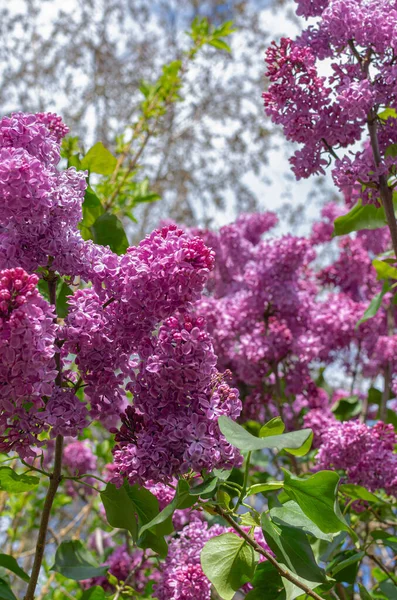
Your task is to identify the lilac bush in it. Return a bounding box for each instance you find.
[0,4,396,599]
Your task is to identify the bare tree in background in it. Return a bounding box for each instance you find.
[0,0,292,235]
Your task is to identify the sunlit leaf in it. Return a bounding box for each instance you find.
[201,533,257,600]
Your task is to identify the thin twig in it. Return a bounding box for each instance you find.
[366,552,397,586]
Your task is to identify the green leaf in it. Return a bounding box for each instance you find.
[371,530,397,553]
[81,142,117,175]
[359,584,374,599]
[245,562,283,600]
[327,550,364,583]
[0,467,39,494]
[90,213,129,255]
[246,482,284,497]
[270,501,333,542]
[208,39,231,52]
[190,476,218,496]
[357,281,390,327]
[124,483,169,557]
[213,468,232,481]
[333,202,387,236]
[218,417,312,453]
[259,417,285,437]
[385,143,397,158]
[328,550,364,576]
[80,587,106,600]
[239,512,260,527]
[0,580,16,600]
[201,533,257,600]
[284,430,313,456]
[213,21,237,36]
[386,407,397,428]
[340,484,383,504]
[68,153,82,170]
[138,480,195,537]
[100,483,138,539]
[51,540,108,581]
[282,576,325,600]
[378,108,397,121]
[282,470,350,535]
[79,187,104,241]
[373,259,397,281]
[56,281,72,319]
[368,387,382,405]
[331,395,362,421]
[261,514,326,584]
[133,192,160,204]
[0,554,29,582]
[378,581,397,599]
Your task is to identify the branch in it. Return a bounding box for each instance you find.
[214,506,325,600]
[366,551,397,586]
[24,271,65,600]
[23,435,64,600]
[367,111,397,260]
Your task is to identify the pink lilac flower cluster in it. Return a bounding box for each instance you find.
[264,0,397,204]
[189,216,335,424]
[0,268,57,457]
[84,544,157,594]
[189,207,397,451]
[306,413,397,496]
[63,440,97,497]
[154,520,270,600]
[153,520,226,600]
[63,225,217,424]
[0,112,243,481]
[111,313,242,485]
[43,388,88,438]
[0,112,91,276]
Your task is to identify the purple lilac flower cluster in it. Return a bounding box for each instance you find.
[63,440,98,497]
[84,543,157,594]
[0,268,57,457]
[305,410,397,495]
[154,520,270,600]
[111,313,242,485]
[153,520,226,600]
[264,0,397,204]
[0,112,243,483]
[188,206,397,495]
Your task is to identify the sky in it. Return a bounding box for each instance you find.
[4,0,336,236]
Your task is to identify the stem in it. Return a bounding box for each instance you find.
[24,435,64,600]
[381,362,391,422]
[380,303,394,421]
[236,452,251,508]
[366,551,397,586]
[367,112,397,260]
[349,39,397,258]
[350,341,361,395]
[336,583,348,600]
[24,270,65,600]
[214,506,325,600]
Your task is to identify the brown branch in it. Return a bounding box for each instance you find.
[214,506,325,600]
[24,273,64,600]
[23,435,64,600]
[367,112,397,260]
[366,552,397,586]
